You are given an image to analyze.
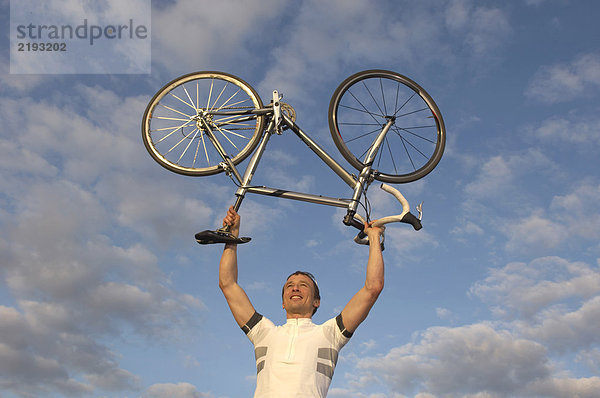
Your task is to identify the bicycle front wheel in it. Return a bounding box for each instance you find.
[329,70,445,183]
[142,71,265,176]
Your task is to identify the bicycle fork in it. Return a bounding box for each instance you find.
[343,117,395,229]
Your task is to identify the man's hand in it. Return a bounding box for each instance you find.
[223,206,240,237]
[364,221,384,245]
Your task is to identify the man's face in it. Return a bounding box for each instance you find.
[282,274,320,317]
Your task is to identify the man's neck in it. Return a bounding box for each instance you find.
[286,312,312,320]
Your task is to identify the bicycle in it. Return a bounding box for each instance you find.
[141,70,445,247]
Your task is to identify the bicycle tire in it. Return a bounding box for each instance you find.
[142,71,265,176]
[328,70,445,183]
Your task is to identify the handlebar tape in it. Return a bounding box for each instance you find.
[343,214,365,231]
[401,212,422,231]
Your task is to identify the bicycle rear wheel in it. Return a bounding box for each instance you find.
[142,71,265,176]
[329,70,445,183]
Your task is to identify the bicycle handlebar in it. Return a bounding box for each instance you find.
[373,184,422,230]
[351,184,422,247]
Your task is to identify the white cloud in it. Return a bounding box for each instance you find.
[0,58,46,91]
[306,239,319,248]
[464,155,513,197]
[515,296,600,353]
[450,220,484,242]
[470,256,600,319]
[259,0,511,108]
[0,303,139,397]
[352,323,550,397]
[532,113,600,146]
[524,376,600,398]
[446,1,511,56]
[550,181,600,242]
[335,254,600,397]
[383,227,438,262]
[459,157,600,256]
[142,382,211,398]
[0,83,209,396]
[464,149,555,200]
[494,181,600,255]
[502,210,565,254]
[525,52,600,103]
[435,307,458,323]
[344,317,600,397]
[576,347,600,374]
[152,0,287,74]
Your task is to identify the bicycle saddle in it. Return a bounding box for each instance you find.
[195,229,251,245]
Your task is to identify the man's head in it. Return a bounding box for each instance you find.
[281,271,320,317]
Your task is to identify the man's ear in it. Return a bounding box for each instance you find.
[313,299,320,309]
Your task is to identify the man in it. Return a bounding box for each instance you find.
[219,206,384,397]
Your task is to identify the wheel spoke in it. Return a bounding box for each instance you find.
[153,119,195,144]
[348,89,384,125]
[166,127,198,157]
[177,128,200,164]
[392,91,417,118]
[200,130,210,166]
[385,137,398,175]
[183,86,195,111]
[380,78,388,116]
[160,104,194,119]
[399,135,417,171]
[362,80,385,117]
[393,125,436,144]
[343,126,382,144]
[339,103,384,116]
[169,92,196,111]
[209,80,227,112]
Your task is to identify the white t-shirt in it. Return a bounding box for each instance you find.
[243,312,353,398]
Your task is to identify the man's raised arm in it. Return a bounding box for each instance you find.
[219,206,256,328]
[340,224,385,333]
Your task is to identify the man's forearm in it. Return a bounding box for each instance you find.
[219,243,239,289]
[364,231,384,293]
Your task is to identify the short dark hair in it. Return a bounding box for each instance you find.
[282,271,320,315]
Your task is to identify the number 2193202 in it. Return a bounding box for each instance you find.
[18,42,67,51]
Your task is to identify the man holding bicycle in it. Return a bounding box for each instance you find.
[219,206,384,397]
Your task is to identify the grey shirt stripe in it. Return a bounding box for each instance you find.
[317,348,339,365]
[316,362,334,379]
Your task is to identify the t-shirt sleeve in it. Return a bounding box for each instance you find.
[335,313,354,339]
[241,311,263,335]
[244,312,275,345]
[322,314,352,351]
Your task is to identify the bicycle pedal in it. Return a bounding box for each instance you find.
[194,230,251,245]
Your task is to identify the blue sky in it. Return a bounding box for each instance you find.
[1,0,600,397]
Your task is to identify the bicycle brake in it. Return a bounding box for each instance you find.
[219,161,232,177]
[219,161,243,187]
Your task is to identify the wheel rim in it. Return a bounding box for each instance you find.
[330,70,445,183]
[142,72,264,176]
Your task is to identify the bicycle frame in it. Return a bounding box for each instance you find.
[204,91,394,230]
